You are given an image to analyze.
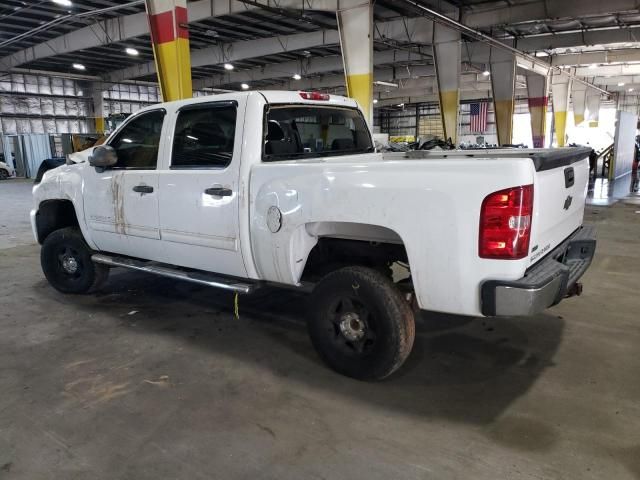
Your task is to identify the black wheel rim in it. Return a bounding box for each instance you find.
[55,246,83,279]
[326,295,377,355]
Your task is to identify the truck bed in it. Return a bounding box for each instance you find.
[383,146,592,172]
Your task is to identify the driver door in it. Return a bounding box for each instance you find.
[83,109,166,259]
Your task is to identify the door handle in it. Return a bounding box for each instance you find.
[205,187,233,197]
[133,185,154,194]
[564,167,575,188]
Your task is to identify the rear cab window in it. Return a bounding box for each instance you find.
[263,105,373,161]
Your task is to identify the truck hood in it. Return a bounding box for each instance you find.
[67,147,93,164]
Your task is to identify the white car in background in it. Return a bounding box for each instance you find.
[0,160,15,180]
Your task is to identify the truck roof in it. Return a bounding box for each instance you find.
[139,90,360,112]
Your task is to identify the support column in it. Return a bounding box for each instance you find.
[432,23,461,143]
[91,83,105,133]
[490,46,516,146]
[337,1,373,125]
[525,71,548,148]
[551,71,571,146]
[572,81,588,125]
[145,0,192,101]
[586,90,601,128]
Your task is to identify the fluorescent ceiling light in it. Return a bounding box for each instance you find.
[125,47,139,56]
[293,73,302,80]
[618,82,625,86]
[629,88,634,92]
[224,63,234,70]
[374,80,398,88]
[482,70,490,76]
[589,63,597,69]
[72,63,85,70]
[52,0,72,6]
[534,51,549,57]
[373,98,378,104]
[241,83,249,90]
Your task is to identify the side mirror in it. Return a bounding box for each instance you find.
[89,145,118,169]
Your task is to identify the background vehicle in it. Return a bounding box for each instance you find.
[0,159,15,180]
[31,91,595,380]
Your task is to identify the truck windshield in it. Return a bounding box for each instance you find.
[263,105,374,161]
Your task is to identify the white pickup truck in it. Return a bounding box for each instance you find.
[32,91,596,380]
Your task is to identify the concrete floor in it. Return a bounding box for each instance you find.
[1,179,639,480]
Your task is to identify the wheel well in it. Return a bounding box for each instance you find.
[35,200,79,244]
[300,237,409,283]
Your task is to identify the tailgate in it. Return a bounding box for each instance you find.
[528,148,591,265]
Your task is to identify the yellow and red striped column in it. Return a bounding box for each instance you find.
[432,23,461,144]
[551,70,571,147]
[145,0,192,101]
[525,71,548,148]
[337,1,373,125]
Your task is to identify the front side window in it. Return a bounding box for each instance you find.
[172,104,237,168]
[263,106,373,161]
[109,109,165,169]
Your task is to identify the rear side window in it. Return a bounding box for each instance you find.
[263,106,373,161]
[172,104,236,168]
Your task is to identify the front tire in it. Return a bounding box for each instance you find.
[0,169,8,180]
[41,227,109,294]
[308,266,415,380]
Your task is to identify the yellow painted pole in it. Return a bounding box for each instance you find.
[525,71,548,148]
[572,81,587,126]
[551,72,571,147]
[432,23,461,143]
[490,47,516,146]
[337,1,373,125]
[145,0,192,101]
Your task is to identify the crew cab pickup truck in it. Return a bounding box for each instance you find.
[32,91,596,380]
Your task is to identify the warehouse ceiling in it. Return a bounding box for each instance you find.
[2,0,640,102]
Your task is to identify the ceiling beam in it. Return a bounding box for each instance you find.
[102,16,433,82]
[193,49,427,89]
[374,88,529,108]
[462,0,640,29]
[0,0,352,72]
[551,48,640,66]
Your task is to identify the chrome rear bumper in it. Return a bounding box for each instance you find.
[481,225,596,316]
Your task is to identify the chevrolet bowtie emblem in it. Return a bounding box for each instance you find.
[563,195,573,210]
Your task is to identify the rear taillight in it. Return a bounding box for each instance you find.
[479,184,534,259]
[299,91,330,101]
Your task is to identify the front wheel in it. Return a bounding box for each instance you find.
[41,227,109,294]
[308,266,415,381]
[0,169,8,180]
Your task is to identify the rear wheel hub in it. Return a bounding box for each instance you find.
[339,312,366,342]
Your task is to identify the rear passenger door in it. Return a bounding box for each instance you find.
[158,101,247,277]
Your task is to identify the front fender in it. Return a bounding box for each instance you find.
[31,164,97,249]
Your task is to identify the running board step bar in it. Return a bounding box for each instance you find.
[91,254,257,294]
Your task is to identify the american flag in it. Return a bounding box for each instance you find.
[470,102,488,133]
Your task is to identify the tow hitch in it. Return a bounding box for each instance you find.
[566,282,583,298]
